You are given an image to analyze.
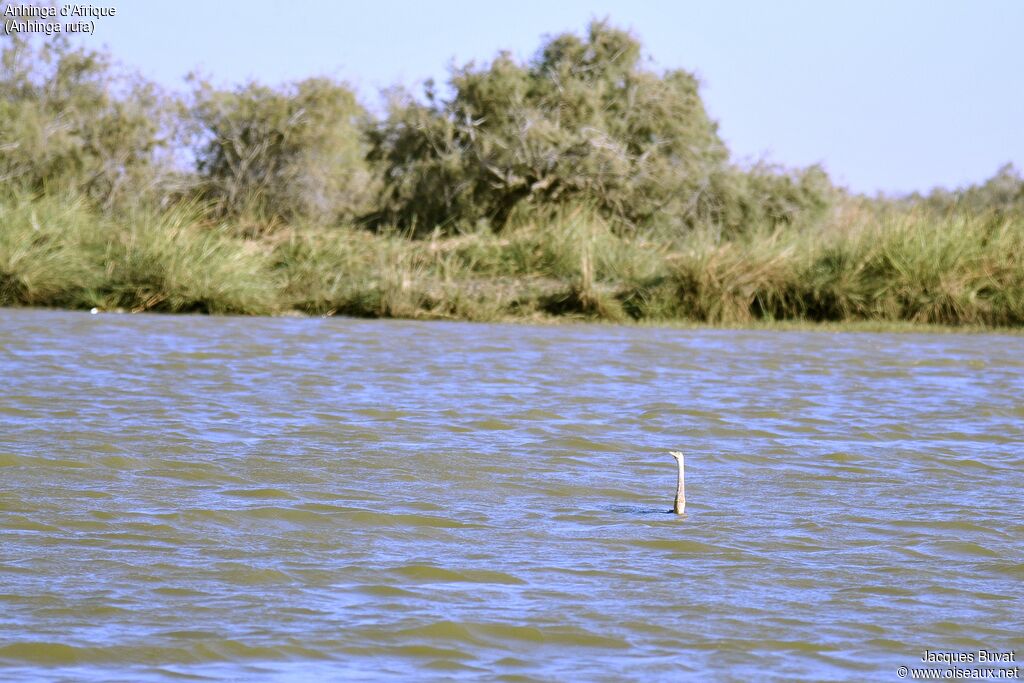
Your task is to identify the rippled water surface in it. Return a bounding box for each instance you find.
[1,308,1022,681]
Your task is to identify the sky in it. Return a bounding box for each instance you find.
[63,0,1024,195]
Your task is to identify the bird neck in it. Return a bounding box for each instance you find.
[673,455,686,515]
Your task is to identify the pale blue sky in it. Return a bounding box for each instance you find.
[84,0,1022,195]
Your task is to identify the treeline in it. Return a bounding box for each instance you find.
[1,21,1022,326]
[1,22,840,233]
[4,21,1021,232]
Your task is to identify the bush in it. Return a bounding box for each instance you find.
[190,77,374,225]
[710,163,836,237]
[0,33,173,208]
[913,164,1024,216]
[368,20,731,234]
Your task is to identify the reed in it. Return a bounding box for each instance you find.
[4,23,1019,329]
[0,192,276,314]
[2,189,1021,328]
[0,193,103,308]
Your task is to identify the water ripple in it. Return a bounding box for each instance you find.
[1,309,1022,680]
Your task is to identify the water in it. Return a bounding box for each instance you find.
[1,308,1021,681]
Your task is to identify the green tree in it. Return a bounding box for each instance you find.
[368,21,731,234]
[190,76,374,224]
[0,32,171,207]
[920,164,1024,215]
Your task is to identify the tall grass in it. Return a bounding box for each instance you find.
[2,190,1021,327]
[101,203,277,314]
[0,193,275,314]
[658,209,1024,325]
[0,194,103,308]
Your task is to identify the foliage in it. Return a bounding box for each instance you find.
[1,19,1021,328]
[0,19,837,234]
[0,190,275,313]
[648,207,1024,326]
[710,163,837,237]
[0,32,172,208]
[912,164,1024,216]
[368,21,734,234]
[190,76,374,224]
[0,191,102,307]
[4,185,1021,327]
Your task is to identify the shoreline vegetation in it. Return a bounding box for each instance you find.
[2,22,1022,329]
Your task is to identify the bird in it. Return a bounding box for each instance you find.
[669,451,685,514]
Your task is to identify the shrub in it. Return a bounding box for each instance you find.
[913,164,1024,216]
[368,21,731,234]
[190,76,374,225]
[0,32,173,208]
[710,163,836,237]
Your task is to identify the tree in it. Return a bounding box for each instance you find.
[0,31,170,207]
[368,20,731,234]
[190,76,374,224]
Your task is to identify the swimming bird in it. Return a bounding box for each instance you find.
[669,451,685,514]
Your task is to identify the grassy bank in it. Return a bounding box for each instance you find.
[2,192,1021,328]
[4,25,1021,331]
